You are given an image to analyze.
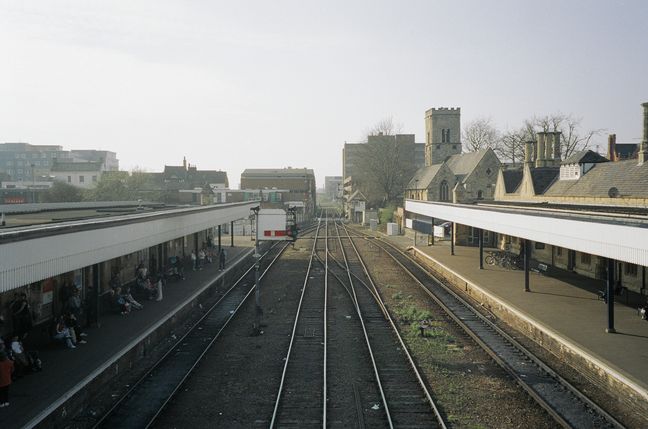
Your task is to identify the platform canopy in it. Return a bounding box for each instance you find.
[0,202,257,292]
[406,199,648,267]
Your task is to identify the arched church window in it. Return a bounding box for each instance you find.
[440,180,449,201]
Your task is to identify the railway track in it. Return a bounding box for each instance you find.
[330,220,446,428]
[346,224,625,429]
[271,214,446,428]
[93,242,288,429]
[270,217,326,427]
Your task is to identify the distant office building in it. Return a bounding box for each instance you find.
[324,176,343,199]
[70,150,119,171]
[0,143,71,181]
[240,167,316,217]
[342,134,424,185]
[0,142,119,182]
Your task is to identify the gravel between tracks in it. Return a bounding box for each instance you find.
[351,235,559,428]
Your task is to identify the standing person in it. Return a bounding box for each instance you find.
[219,248,227,271]
[11,293,32,339]
[155,275,164,302]
[198,249,206,270]
[191,250,197,271]
[0,350,14,408]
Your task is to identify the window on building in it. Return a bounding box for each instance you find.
[440,180,449,201]
[441,129,446,143]
[580,253,591,265]
[79,175,85,183]
[67,176,72,183]
[477,190,483,199]
[92,175,97,182]
[535,242,545,250]
[624,263,638,277]
[436,144,440,150]
[556,246,563,256]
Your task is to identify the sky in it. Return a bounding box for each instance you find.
[1,0,647,188]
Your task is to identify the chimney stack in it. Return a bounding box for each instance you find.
[524,141,534,165]
[535,132,546,168]
[545,132,554,165]
[607,134,617,162]
[553,132,562,163]
[640,102,648,165]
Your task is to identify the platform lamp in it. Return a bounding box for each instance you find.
[251,205,262,334]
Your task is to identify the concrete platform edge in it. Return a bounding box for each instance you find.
[407,245,648,409]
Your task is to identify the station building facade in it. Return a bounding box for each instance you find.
[405,102,648,300]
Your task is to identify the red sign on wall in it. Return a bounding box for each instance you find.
[4,196,26,204]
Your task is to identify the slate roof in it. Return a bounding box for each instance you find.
[561,150,609,165]
[544,159,648,198]
[242,168,315,178]
[530,167,560,195]
[189,170,228,187]
[446,149,489,179]
[163,166,187,180]
[407,164,443,189]
[502,168,523,193]
[615,143,638,160]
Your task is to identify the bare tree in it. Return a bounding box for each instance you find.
[462,117,500,152]
[354,117,415,206]
[497,127,527,164]
[528,113,602,159]
[364,115,403,138]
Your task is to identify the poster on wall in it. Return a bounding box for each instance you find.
[32,279,54,324]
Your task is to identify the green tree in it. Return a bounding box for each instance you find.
[42,181,84,202]
[88,172,130,201]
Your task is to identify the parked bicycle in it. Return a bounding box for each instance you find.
[485,250,522,270]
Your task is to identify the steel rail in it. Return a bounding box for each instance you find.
[323,210,329,428]
[362,230,625,429]
[332,220,394,428]
[339,221,448,429]
[269,217,323,428]
[93,242,287,429]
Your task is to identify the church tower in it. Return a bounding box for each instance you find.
[425,107,462,166]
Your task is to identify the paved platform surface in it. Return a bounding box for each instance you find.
[0,235,254,429]
[377,229,648,395]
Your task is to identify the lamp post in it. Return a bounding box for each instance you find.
[251,205,262,334]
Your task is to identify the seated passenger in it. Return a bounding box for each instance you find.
[111,288,131,315]
[9,337,29,376]
[53,318,76,349]
[122,287,144,310]
[63,313,87,344]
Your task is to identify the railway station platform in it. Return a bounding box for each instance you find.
[376,230,648,413]
[0,236,254,429]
